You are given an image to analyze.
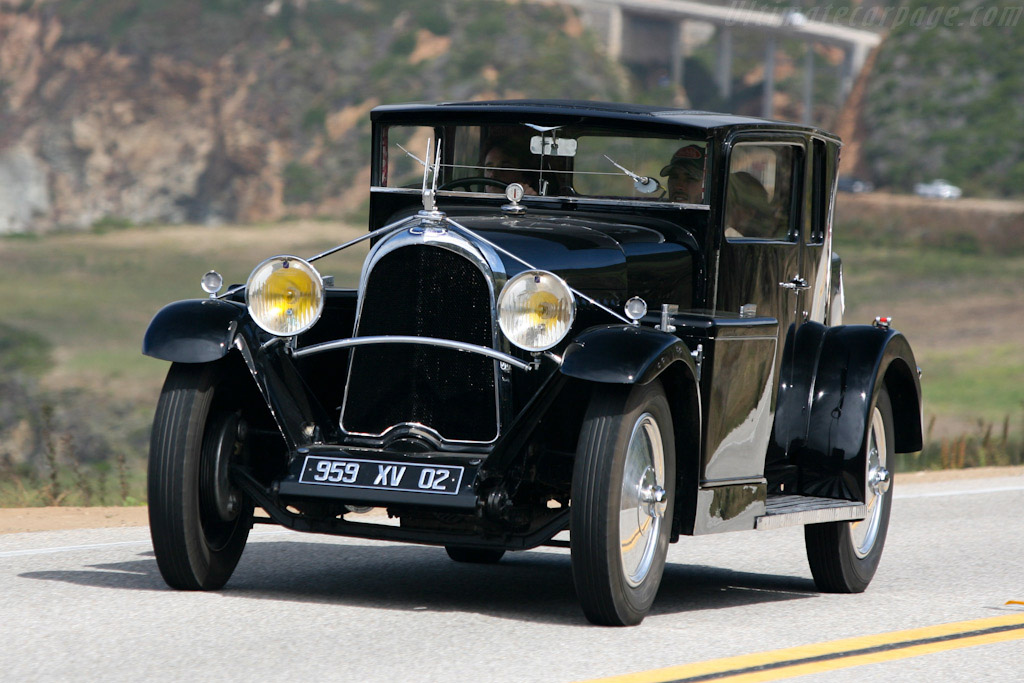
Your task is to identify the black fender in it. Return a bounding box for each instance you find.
[143,298,338,450]
[560,324,697,385]
[143,299,249,363]
[774,321,922,501]
[560,324,703,537]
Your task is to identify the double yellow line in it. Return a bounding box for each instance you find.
[584,608,1024,683]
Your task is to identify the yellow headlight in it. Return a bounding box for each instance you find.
[498,270,575,352]
[246,255,324,336]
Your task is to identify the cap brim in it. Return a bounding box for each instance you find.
[660,161,702,178]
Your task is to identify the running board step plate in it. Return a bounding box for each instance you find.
[756,495,866,530]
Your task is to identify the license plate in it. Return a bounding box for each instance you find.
[298,456,464,495]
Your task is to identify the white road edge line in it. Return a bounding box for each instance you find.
[895,485,1024,500]
[0,529,290,559]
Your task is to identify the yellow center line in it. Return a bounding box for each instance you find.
[580,610,1024,683]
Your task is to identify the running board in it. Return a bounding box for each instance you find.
[755,495,866,531]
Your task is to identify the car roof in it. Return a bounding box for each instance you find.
[371,99,838,141]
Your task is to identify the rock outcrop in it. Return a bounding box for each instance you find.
[0,0,626,233]
[1,9,293,231]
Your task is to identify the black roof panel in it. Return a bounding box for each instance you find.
[371,99,834,139]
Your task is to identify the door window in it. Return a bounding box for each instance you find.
[724,144,800,241]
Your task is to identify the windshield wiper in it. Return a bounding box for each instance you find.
[603,155,661,194]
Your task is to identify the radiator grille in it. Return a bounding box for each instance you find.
[342,245,497,442]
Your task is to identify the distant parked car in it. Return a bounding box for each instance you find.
[838,176,874,193]
[914,179,962,199]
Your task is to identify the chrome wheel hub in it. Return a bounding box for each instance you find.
[868,464,891,496]
[619,414,666,588]
[851,406,888,558]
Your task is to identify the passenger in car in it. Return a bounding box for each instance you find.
[660,144,706,203]
[482,138,539,195]
[724,171,773,238]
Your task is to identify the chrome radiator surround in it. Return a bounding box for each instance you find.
[340,226,510,446]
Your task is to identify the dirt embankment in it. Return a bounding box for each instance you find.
[0,506,149,534]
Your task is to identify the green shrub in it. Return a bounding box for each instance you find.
[91,216,135,234]
[391,32,416,58]
[282,162,323,204]
[302,104,327,132]
[0,323,52,377]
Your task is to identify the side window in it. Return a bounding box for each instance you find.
[725,143,800,241]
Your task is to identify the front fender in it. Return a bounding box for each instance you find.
[142,299,248,363]
[560,324,696,385]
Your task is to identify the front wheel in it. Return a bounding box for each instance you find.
[805,386,895,592]
[149,361,253,590]
[571,381,675,626]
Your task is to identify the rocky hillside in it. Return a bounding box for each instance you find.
[0,0,626,233]
[858,0,1024,197]
[5,0,1023,233]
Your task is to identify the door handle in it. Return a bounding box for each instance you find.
[779,275,810,291]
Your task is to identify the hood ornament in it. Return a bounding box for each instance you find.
[396,139,446,225]
[412,137,446,226]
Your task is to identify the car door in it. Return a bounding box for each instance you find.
[702,136,808,485]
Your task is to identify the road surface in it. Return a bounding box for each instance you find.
[1,472,1022,682]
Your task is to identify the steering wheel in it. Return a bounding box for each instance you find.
[438,176,509,191]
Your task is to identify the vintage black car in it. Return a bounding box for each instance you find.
[143,100,922,626]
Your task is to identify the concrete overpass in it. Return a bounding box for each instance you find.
[562,0,883,122]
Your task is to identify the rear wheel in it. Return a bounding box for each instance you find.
[805,386,894,592]
[571,381,675,626]
[149,361,253,590]
[444,546,506,564]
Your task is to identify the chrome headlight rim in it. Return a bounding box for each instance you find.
[245,254,325,337]
[497,269,576,353]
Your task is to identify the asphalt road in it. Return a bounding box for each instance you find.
[2,474,1022,682]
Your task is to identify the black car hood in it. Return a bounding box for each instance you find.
[450,214,693,308]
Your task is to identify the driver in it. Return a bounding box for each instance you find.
[660,144,706,204]
[482,139,539,195]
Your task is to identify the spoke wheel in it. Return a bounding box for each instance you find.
[805,386,895,593]
[571,381,675,626]
[149,361,253,590]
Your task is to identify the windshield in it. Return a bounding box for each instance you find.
[380,123,709,205]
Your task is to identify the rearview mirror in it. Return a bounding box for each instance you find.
[530,136,577,157]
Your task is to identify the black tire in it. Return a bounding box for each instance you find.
[805,386,895,593]
[571,380,675,626]
[444,546,506,564]
[149,361,253,590]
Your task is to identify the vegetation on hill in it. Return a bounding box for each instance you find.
[860,0,1024,196]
